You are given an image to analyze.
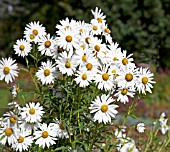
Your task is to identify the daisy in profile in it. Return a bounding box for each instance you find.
[36,60,56,85]
[11,84,20,98]
[75,20,91,34]
[56,27,79,52]
[24,21,46,43]
[101,23,112,44]
[89,94,119,124]
[56,51,78,76]
[50,121,69,139]
[94,65,114,91]
[160,118,169,135]
[107,42,122,65]
[0,57,18,84]
[13,39,32,57]
[56,18,77,31]
[38,34,55,56]
[136,122,145,133]
[91,7,106,24]
[114,87,135,104]
[20,102,44,123]
[136,67,156,94]
[34,123,57,148]
[74,67,94,87]
[12,129,33,152]
[0,119,18,146]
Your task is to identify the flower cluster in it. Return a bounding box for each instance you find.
[0,7,157,151]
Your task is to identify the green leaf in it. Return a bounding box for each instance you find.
[54,146,68,151]
[19,67,29,72]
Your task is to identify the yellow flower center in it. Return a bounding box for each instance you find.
[79,29,83,33]
[112,70,116,74]
[16,87,20,92]
[102,73,109,81]
[93,26,98,31]
[85,37,90,44]
[122,58,129,65]
[128,148,133,152]
[113,57,118,61]
[3,67,10,74]
[5,128,13,136]
[97,18,102,23]
[19,45,25,51]
[29,108,35,115]
[163,124,167,128]
[44,69,50,76]
[121,141,125,145]
[42,131,49,138]
[18,136,24,143]
[86,63,93,70]
[9,117,17,123]
[82,74,87,80]
[101,104,108,113]
[64,26,70,30]
[125,73,133,82]
[94,45,100,52]
[121,89,128,95]
[82,54,87,62]
[45,41,51,48]
[30,34,35,40]
[81,45,85,50]
[142,77,148,84]
[32,29,38,36]
[59,123,65,130]
[65,35,72,42]
[65,61,71,68]
[104,28,110,33]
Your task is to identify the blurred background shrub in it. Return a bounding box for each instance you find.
[0,0,170,69]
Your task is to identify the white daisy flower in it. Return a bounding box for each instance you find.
[12,84,20,98]
[36,60,56,85]
[94,65,114,91]
[34,123,57,148]
[119,50,136,69]
[18,120,41,132]
[24,21,46,43]
[13,39,32,57]
[136,122,145,133]
[0,57,18,84]
[38,34,55,56]
[89,37,108,61]
[89,94,119,124]
[74,67,94,87]
[56,27,79,52]
[90,19,102,35]
[160,119,169,135]
[3,111,18,128]
[56,18,77,31]
[159,112,166,123]
[80,52,99,74]
[118,138,139,152]
[91,7,106,24]
[49,122,69,139]
[101,23,112,44]
[56,51,78,76]
[107,42,122,65]
[12,129,33,152]
[116,66,137,89]
[20,102,44,123]
[72,48,94,66]
[114,87,135,104]
[75,20,91,34]
[136,67,156,94]
[0,119,18,146]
